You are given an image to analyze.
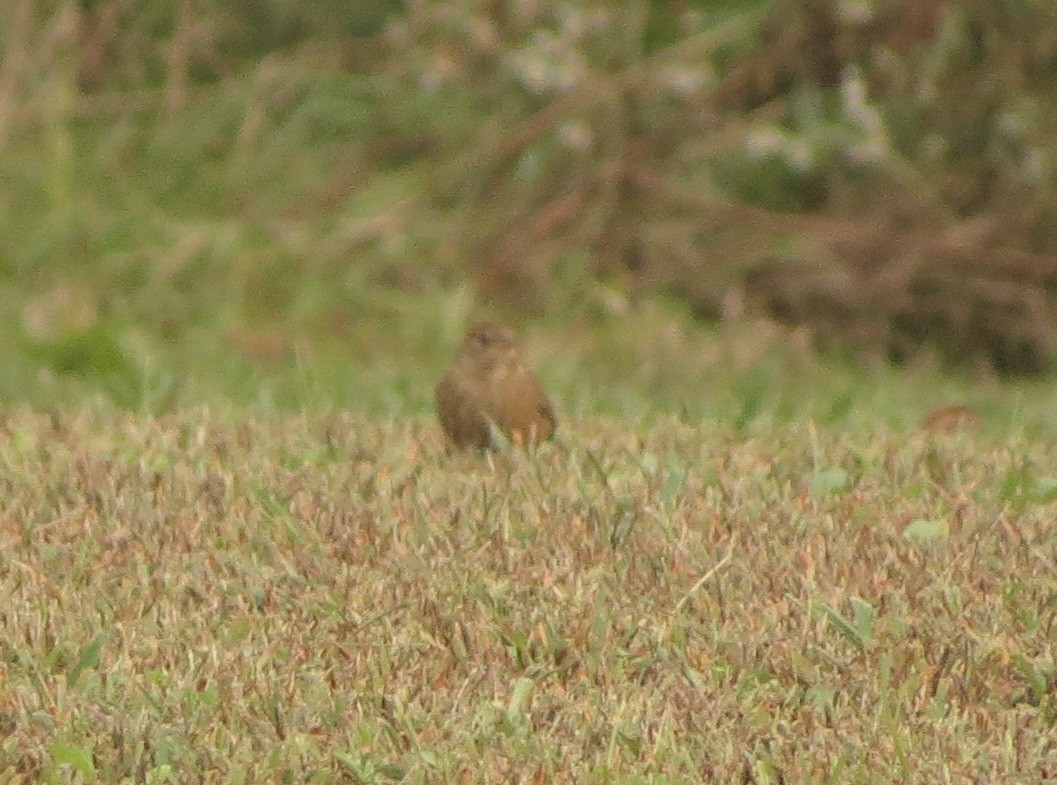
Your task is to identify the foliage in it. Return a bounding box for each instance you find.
[4,0,1057,411]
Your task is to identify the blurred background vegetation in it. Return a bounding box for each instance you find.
[4,0,1057,426]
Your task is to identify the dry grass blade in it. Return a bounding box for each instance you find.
[674,531,737,613]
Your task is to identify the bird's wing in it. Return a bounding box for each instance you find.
[537,391,557,436]
[435,371,492,449]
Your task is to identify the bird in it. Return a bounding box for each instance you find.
[435,321,557,450]
[919,403,981,435]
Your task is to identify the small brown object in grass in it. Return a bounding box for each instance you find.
[435,321,557,450]
[919,403,982,434]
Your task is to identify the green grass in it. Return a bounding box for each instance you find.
[1,408,1057,782]
[4,4,1057,780]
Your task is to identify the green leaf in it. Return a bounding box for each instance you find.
[333,750,359,772]
[660,466,687,507]
[816,603,867,651]
[418,749,440,768]
[506,677,535,723]
[732,376,766,432]
[849,597,875,641]
[1012,654,1049,701]
[809,468,849,497]
[486,418,512,451]
[50,742,96,779]
[609,504,636,549]
[31,323,133,378]
[145,764,177,784]
[1030,476,1057,504]
[67,634,106,687]
[376,762,407,780]
[1001,460,1030,502]
[903,519,948,541]
[823,389,854,424]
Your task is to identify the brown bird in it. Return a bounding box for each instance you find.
[435,321,557,450]
[919,403,981,435]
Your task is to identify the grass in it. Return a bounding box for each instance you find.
[4,4,1057,780]
[2,406,1056,782]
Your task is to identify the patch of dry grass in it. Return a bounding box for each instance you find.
[1,408,1056,783]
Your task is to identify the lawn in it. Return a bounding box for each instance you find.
[2,402,1056,782]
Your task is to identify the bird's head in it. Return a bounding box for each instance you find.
[459,321,519,372]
